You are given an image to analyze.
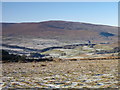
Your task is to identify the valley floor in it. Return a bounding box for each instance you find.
[1,59,119,89]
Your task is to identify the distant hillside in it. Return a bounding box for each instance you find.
[2,20,118,43]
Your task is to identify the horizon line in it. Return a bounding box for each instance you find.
[1,20,118,27]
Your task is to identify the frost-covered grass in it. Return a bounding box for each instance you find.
[2,59,119,88]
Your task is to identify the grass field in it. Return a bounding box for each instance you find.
[1,59,119,88]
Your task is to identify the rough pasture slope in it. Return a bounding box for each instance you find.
[2,59,119,88]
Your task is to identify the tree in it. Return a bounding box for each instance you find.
[2,50,26,63]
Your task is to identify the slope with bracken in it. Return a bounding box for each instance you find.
[2,20,118,43]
